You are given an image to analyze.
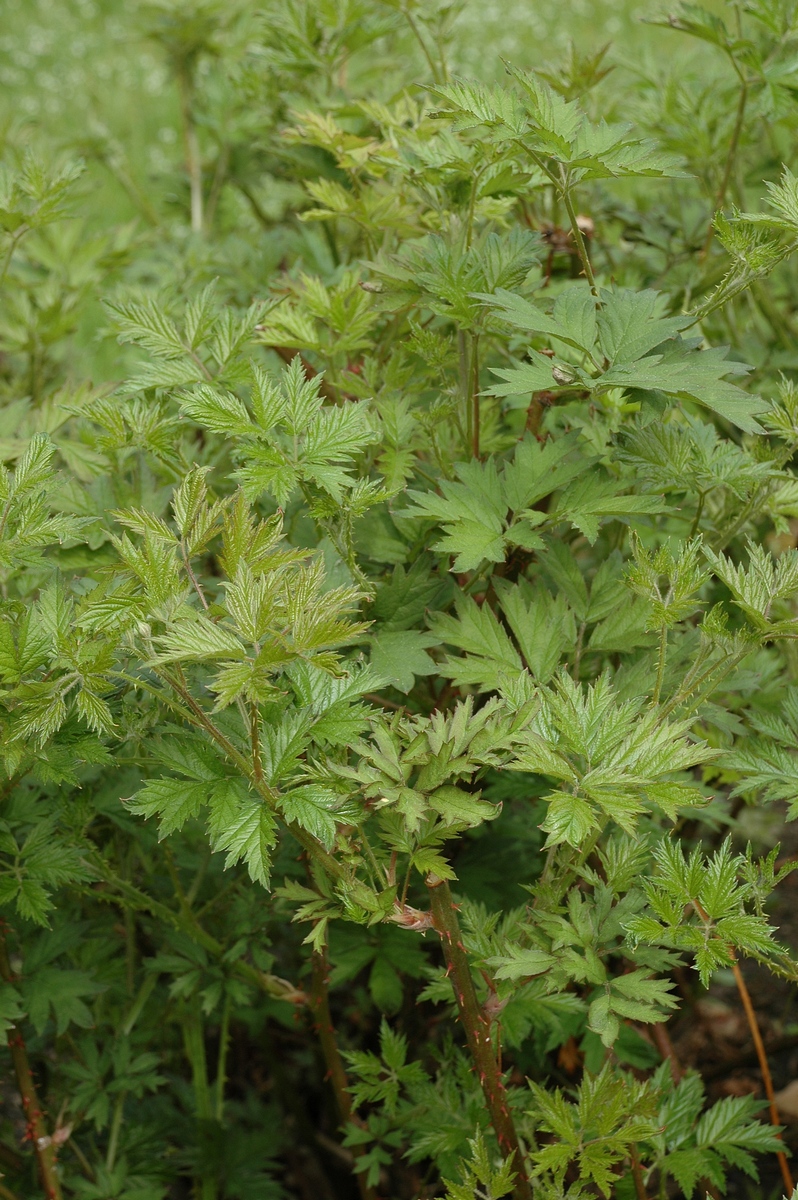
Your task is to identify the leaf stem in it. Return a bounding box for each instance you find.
[425,876,531,1200]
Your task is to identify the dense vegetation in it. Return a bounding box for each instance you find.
[6,1,798,1197]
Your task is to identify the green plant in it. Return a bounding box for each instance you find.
[4,1,798,1198]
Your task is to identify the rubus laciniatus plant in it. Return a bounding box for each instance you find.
[6,1,798,1197]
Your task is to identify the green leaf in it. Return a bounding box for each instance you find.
[128,778,208,837]
[0,982,24,1036]
[211,796,277,886]
[23,968,104,1035]
[280,784,344,848]
[427,785,497,828]
[369,630,437,693]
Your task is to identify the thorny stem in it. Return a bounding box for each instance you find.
[309,948,379,1200]
[426,876,532,1200]
[731,958,794,1193]
[540,823,605,910]
[0,927,63,1200]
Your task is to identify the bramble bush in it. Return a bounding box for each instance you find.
[6,1,798,1197]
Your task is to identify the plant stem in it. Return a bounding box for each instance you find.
[105,1092,126,1172]
[688,492,705,539]
[651,625,668,708]
[561,186,597,297]
[205,143,230,231]
[0,228,26,288]
[425,876,531,1200]
[214,994,231,1123]
[183,1003,216,1200]
[176,64,203,234]
[0,928,62,1200]
[458,329,471,456]
[651,1023,682,1083]
[309,949,378,1200]
[630,1145,648,1200]
[701,76,747,260]
[691,896,793,1193]
[152,666,350,882]
[87,857,305,1004]
[731,959,794,1193]
[401,7,441,82]
[572,621,586,680]
[250,701,263,784]
[471,334,480,460]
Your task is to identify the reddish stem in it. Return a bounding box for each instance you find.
[0,928,62,1200]
[731,959,794,1195]
[309,948,380,1200]
[630,1145,648,1200]
[651,1023,682,1084]
[691,899,793,1194]
[426,875,531,1200]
